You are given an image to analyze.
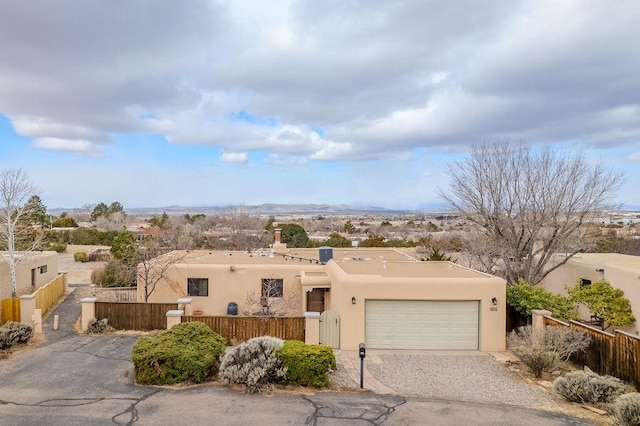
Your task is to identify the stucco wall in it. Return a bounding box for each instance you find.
[325,261,506,351]
[0,251,58,299]
[142,262,325,316]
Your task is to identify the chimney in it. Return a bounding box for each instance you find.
[274,228,281,243]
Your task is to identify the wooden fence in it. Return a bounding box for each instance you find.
[34,274,66,316]
[95,302,178,331]
[543,316,640,388]
[1,298,20,324]
[183,316,305,343]
[94,287,137,302]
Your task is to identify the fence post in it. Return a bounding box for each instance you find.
[304,311,320,345]
[19,294,36,325]
[32,309,42,334]
[177,298,193,316]
[62,272,68,293]
[531,309,551,331]
[166,310,184,329]
[81,297,98,332]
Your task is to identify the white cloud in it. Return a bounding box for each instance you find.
[31,138,103,156]
[220,152,248,163]
[0,0,638,162]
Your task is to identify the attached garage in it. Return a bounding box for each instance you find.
[365,300,479,350]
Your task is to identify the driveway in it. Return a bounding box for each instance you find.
[365,352,561,408]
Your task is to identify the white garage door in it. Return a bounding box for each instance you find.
[366,300,479,350]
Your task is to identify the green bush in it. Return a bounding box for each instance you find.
[554,370,630,404]
[613,393,640,426]
[132,322,227,385]
[0,322,35,349]
[49,242,67,253]
[74,251,89,262]
[276,340,336,387]
[218,336,285,393]
[507,279,578,320]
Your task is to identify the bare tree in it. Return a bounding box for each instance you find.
[244,277,299,317]
[441,142,623,285]
[0,168,43,298]
[134,238,186,302]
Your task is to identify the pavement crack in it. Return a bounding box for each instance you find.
[112,390,160,426]
[302,395,407,425]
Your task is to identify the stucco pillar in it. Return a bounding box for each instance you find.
[177,298,193,316]
[32,309,43,334]
[166,310,184,329]
[62,272,68,293]
[19,294,36,325]
[304,311,320,345]
[81,297,98,332]
[531,309,552,331]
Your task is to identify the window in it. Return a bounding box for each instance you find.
[261,278,283,305]
[38,265,47,274]
[187,278,209,296]
[580,278,592,288]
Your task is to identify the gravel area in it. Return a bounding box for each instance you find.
[367,353,562,408]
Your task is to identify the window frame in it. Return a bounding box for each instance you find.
[261,278,284,306]
[187,278,209,297]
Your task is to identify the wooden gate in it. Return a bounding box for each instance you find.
[319,310,340,348]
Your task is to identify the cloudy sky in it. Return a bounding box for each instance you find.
[1,0,639,210]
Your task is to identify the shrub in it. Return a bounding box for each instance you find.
[96,259,135,287]
[613,393,640,426]
[132,322,227,385]
[74,251,89,262]
[507,280,578,320]
[554,370,630,404]
[49,242,67,253]
[218,336,285,393]
[508,325,590,378]
[86,318,114,333]
[0,322,35,349]
[276,340,336,387]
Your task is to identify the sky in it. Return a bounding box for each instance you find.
[0,0,639,211]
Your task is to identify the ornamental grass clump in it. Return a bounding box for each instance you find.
[276,340,336,387]
[554,370,630,404]
[132,322,227,385]
[218,336,286,393]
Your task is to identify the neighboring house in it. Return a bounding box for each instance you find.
[540,253,640,333]
[141,231,506,352]
[0,251,59,299]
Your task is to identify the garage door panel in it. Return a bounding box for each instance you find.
[366,300,479,350]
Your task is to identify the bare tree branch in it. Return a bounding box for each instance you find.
[440,142,624,284]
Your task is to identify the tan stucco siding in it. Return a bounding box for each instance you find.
[142,262,324,316]
[0,252,58,298]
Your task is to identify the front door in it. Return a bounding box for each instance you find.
[307,288,325,312]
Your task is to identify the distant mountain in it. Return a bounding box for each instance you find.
[49,203,419,216]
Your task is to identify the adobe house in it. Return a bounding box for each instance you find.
[140,237,506,351]
[0,251,59,299]
[540,253,640,333]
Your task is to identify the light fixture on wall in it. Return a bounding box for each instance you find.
[229,265,236,272]
[491,297,498,306]
[351,296,357,305]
